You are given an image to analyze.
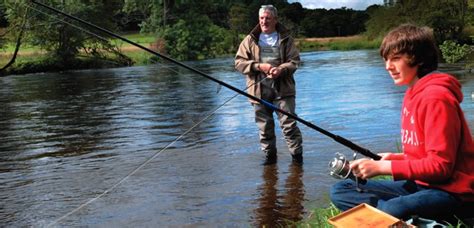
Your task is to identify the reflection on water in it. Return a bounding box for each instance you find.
[0,50,472,226]
[253,163,305,227]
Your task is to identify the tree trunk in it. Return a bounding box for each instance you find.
[0,28,24,74]
[0,8,28,76]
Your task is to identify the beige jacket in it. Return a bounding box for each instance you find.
[235,23,300,103]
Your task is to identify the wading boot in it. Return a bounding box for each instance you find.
[292,153,303,165]
[262,152,277,166]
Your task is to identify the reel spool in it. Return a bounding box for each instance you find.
[329,152,367,185]
[328,152,353,179]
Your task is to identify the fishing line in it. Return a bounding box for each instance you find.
[48,82,264,226]
[30,0,381,161]
[28,0,383,225]
[25,4,110,44]
[44,76,267,226]
[24,2,270,226]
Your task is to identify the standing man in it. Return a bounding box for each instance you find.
[235,5,303,165]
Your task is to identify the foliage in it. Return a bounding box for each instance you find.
[1,0,132,69]
[280,2,304,25]
[439,40,472,63]
[429,0,469,42]
[326,37,381,50]
[300,8,368,38]
[123,0,163,33]
[365,0,471,43]
[124,0,239,60]
[297,36,381,52]
[1,0,29,48]
[302,203,340,227]
[158,13,235,60]
[228,3,253,35]
[0,2,6,27]
[300,201,466,227]
[365,6,401,39]
[1,0,474,70]
[124,0,232,33]
[124,0,373,59]
[365,0,474,70]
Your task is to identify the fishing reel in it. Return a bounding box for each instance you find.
[328,152,366,184]
[328,152,354,180]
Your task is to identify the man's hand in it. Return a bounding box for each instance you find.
[258,63,272,74]
[268,67,282,79]
[257,63,283,79]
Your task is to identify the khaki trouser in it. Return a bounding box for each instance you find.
[253,95,303,156]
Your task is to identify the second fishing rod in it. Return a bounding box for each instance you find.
[31,0,381,161]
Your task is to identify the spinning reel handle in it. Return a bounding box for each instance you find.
[328,152,367,184]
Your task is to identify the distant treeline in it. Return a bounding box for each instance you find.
[0,0,473,71]
[114,1,371,38]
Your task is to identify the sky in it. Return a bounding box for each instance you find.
[288,0,383,10]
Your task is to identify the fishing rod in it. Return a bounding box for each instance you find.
[30,0,381,161]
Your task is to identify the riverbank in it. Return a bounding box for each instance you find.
[297,35,381,51]
[0,35,380,76]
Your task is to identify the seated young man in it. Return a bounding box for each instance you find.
[330,24,474,221]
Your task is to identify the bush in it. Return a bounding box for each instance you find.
[439,40,472,64]
[158,14,235,61]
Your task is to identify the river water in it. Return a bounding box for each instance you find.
[1,50,473,227]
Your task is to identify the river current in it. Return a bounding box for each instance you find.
[1,50,473,226]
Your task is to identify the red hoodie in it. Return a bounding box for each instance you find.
[391,72,474,201]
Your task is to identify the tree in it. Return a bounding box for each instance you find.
[159,12,234,60]
[468,0,474,26]
[123,0,192,33]
[126,0,238,60]
[414,0,468,42]
[3,0,132,71]
[365,5,402,39]
[0,4,28,74]
[439,40,471,63]
[300,8,368,37]
[365,0,470,42]
[0,2,7,28]
[280,2,304,25]
[300,9,326,37]
[229,3,252,35]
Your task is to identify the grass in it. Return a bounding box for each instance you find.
[1,43,38,54]
[297,173,471,227]
[296,35,382,52]
[111,33,157,47]
[1,33,383,68]
[300,204,468,227]
[300,204,341,227]
[298,176,393,227]
[1,34,386,74]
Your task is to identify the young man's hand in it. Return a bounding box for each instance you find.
[350,159,392,179]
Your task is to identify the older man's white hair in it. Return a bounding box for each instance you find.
[259,5,278,18]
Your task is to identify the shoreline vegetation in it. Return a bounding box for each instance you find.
[3,33,471,77]
[0,35,381,76]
